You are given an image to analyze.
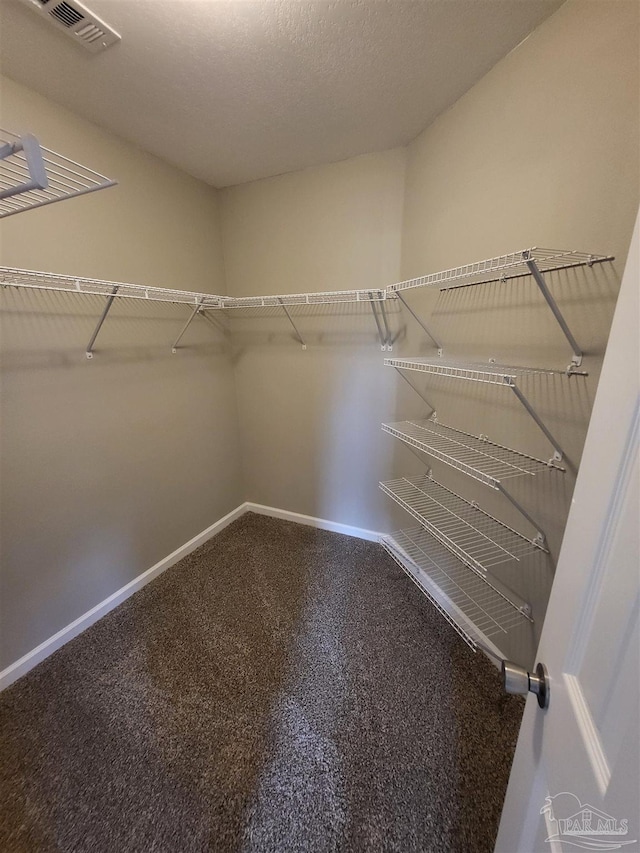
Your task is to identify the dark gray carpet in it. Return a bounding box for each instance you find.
[0,513,524,853]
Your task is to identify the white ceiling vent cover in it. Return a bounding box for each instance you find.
[16,0,121,53]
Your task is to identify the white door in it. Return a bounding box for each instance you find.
[495,214,640,853]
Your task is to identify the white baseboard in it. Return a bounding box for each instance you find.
[0,503,247,692]
[0,502,382,691]
[245,502,382,542]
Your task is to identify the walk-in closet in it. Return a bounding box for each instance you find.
[0,1,638,851]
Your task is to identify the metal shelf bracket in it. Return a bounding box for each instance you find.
[369,293,389,350]
[497,483,547,549]
[0,128,117,219]
[523,254,583,368]
[86,285,119,359]
[393,367,436,417]
[172,298,206,353]
[395,291,442,354]
[277,297,307,349]
[0,134,48,201]
[378,299,392,351]
[506,380,565,461]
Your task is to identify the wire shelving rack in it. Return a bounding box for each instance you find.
[0,128,116,219]
[0,266,227,307]
[386,247,612,293]
[380,245,612,661]
[381,527,532,657]
[382,419,563,490]
[212,289,388,309]
[0,267,394,355]
[387,247,613,368]
[385,356,570,460]
[384,356,566,384]
[380,474,545,577]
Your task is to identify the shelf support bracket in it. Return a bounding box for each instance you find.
[393,367,436,418]
[378,299,393,351]
[524,256,583,368]
[0,134,48,201]
[395,292,442,354]
[369,294,387,350]
[277,298,307,349]
[507,381,564,462]
[86,285,119,359]
[172,298,206,353]
[497,484,547,549]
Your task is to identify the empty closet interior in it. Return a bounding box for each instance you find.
[1,0,639,681]
[0,0,640,853]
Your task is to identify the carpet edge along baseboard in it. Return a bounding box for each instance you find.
[0,504,382,691]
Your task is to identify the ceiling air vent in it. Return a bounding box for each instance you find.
[50,1,84,27]
[15,0,121,53]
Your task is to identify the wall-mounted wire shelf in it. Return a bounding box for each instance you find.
[382,419,563,490]
[206,288,393,349]
[380,245,613,662]
[0,267,394,355]
[387,248,612,293]
[386,247,613,368]
[0,266,227,358]
[381,527,532,657]
[386,357,570,459]
[380,474,545,577]
[0,128,116,219]
[0,266,227,307]
[210,289,388,309]
[385,356,566,384]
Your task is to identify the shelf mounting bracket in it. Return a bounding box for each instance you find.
[393,366,436,418]
[172,298,206,353]
[86,285,119,359]
[497,484,547,549]
[0,134,48,201]
[378,299,393,351]
[395,291,442,355]
[524,255,583,368]
[506,380,564,461]
[369,294,388,350]
[277,298,307,349]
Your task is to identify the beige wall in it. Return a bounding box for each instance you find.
[220,149,408,531]
[0,77,243,669]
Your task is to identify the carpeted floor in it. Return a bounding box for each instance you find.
[0,513,524,853]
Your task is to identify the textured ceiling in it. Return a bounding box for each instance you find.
[0,0,563,187]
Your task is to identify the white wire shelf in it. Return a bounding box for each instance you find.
[211,289,389,309]
[381,528,532,656]
[382,419,563,489]
[385,356,564,385]
[380,474,545,576]
[387,247,613,293]
[0,128,116,219]
[0,268,388,310]
[386,356,570,458]
[0,266,227,308]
